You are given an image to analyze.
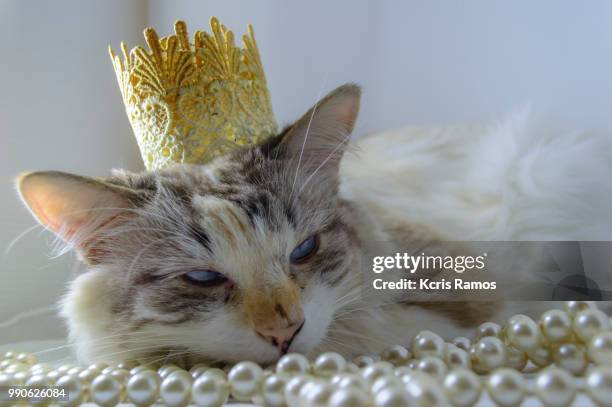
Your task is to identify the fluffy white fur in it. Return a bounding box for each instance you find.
[341,109,612,241]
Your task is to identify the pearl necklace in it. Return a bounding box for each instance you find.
[0,301,611,406]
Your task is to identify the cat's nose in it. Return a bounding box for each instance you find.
[256,318,305,354]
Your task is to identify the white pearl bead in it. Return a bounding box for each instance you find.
[540,309,572,342]
[586,366,612,406]
[443,368,481,407]
[276,353,310,375]
[553,343,588,375]
[313,352,347,376]
[412,330,445,358]
[535,367,576,407]
[445,344,471,370]
[284,375,310,406]
[300,380,333,406]
[404,373,448,406]
[16,352,37,365]
[91,373,123,407]
[192,371,230,407]
[126,370,160,407]
[564,300,595,316]
[258,374,287,407]
[573,309,609,342]
[452,337,472,352]
[486,368,526,407]
[527,345,552,368]
[56,374,85,407]
[331,373,368,391]
[329,386,370,407]
[505,314,541,352]
[110,368,130,382]
[78,367,100,384]
[381,345,411,366]
[353,355,375,368]
[158,364,180,379]
[26,374,50,407]
[505,346,527,371]
[590,331,612,365]
[361,362,395,384]
[476,322,502,340]
[373,385,412,407]
[371,375,403,395]
[227,361,263,401]
[472,337,506,372]
[160,370,192,407]
[416,356,447,380]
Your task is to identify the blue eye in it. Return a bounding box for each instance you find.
[290,235,319,264]
[184,270,227,287]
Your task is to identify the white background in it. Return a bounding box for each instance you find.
[1,0,612,343]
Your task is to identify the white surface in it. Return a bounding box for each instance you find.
[2,0,612,349]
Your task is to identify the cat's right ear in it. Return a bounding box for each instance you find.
[16,171,140,258]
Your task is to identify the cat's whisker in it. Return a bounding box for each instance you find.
[4,224,46,256]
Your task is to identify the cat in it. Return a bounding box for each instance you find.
[16,84,574,365]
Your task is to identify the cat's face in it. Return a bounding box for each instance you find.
[17,84,363,365]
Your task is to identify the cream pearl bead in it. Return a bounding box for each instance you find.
[404,373,449,407]
[45,370,61,385]
[381,345,411,366]
[284,375,311,406]
[452,337,472,352]
[505,346,527,371]
[412,330,445,358]
[535,367,576,407]
[227,361,263,401]
[259,374,287,407]
[160,370,192,407]
[486,368,526,407]
[158,364,180,379]
[78,367,100,384]
[472,336,507,371]
[91,373,123,407]
[331,373,368,391]
[443,368,481,407]
[373,385,412,407]
[540,309,572,342]
[527,345,553,368]
[553,343,588,375]
[574,309,609,342]
[371,375,403,395]
[300,381,333,407]
[56,374,85,407]
[361,362,395,385]
[110,367,130,382]
[313,352,347,376]
[589,331,612,365]
[191,371,230,407]
[505,314,541,352]
[89,362,110,371]
[204,368,226,381]
[16,352,37,365]
[445,344,471,370]
[328,386,370,407]
[353,355,375,368]
[416,356,447,380]
[126,370,160,407]
[12,371,27,385]
[476,321,502,340]
[26,374,50,407]
[586,366,612,406]
[277,353,310,375]
[564,300,595,316]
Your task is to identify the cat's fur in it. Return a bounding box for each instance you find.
[17,84,608,365]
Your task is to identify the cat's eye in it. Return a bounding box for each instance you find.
[183,270,227,287]
[290,235,319,264]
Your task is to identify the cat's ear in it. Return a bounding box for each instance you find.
[17,171,140,260]
[270,83,361,173]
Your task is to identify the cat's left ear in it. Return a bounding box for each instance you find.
[268,83,361,173]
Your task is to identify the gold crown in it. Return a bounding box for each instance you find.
[109,18,278,170]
